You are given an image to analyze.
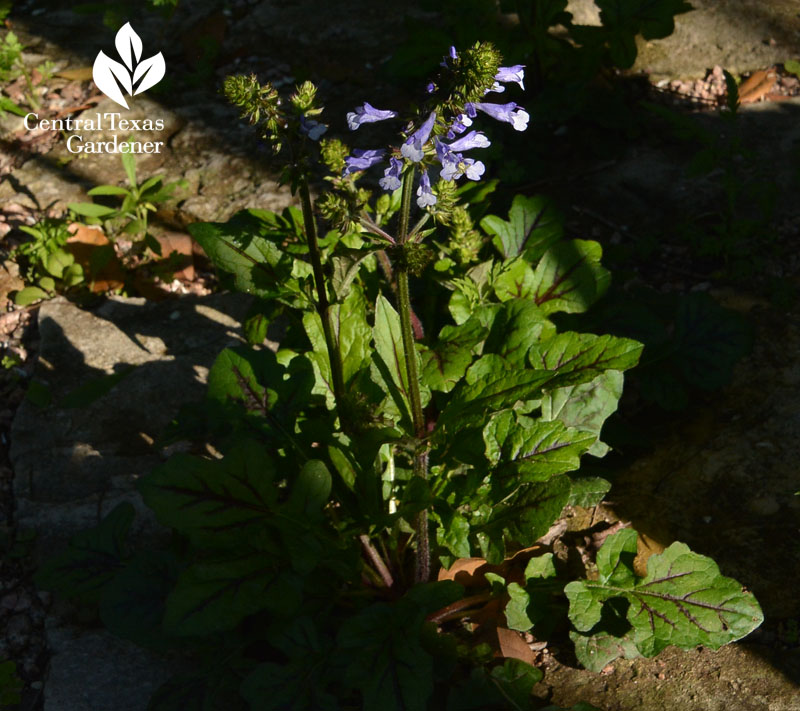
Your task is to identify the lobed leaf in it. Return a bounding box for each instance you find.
[530,331,643,389]
[483,410,596,482]
[138,439,278,546]
[481,195,563,262]
[531,239,610,315]
[566,531,764,659]
[35,502,134,603]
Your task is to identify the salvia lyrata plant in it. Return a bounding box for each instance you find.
[37,42,763,711]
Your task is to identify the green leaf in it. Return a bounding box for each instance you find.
[25,379,51,407]
[288,459,332,517]
[67,202,118,218]
[121,143,137,186]
[531,239,610,315]
[149,666,250,711]
[436,367,556,433]
[206,346,314,451]
[493,258,536,302]
[138,439,278,546]
[242,654,339,710]
[476,476,571,561]
[371,294,429,424]
[484,299,555,367]
[566,532,764,658]
[35,502,134,603]
[61,262,85,287]
[570,629,641,672]
[338,600,433,711]
[188,210,295,300]
[483,411,596,482]
[542,370,624,456]
[786,59,800,79]
[304,285,371,404]
[331,247,378,300]
[59,366,136,408]
[87,184,131,196]
[100,550,178,649]
[505,582,535,630]
[419,315,487,393]
[568,476,612,508]
[0,96,26,116]
[44,249,74,279]
[530,332,643,389]
[38,276,56,292]
[481,195,563,262]
[164,552,297,636]
[241,617,339,711]
[14,286,49,306]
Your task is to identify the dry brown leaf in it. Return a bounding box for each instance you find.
[55,67,94,81]
[155,232,195,281]
[495,627,537,665]
[438,558,488,587]
[66,223,125,293]
[738,67,778,104]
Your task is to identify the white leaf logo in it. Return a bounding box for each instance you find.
[93,23,165,109]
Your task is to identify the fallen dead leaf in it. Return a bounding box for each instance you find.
[65,223,125,293]
[54,67,94,81]
[494,626,536,664]
[155,232,195,281]
[738,66,778,104]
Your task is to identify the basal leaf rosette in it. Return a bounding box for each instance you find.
[566,529,764,663]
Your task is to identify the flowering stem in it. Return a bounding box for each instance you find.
[396,167,431,583]
[298,178,347,425]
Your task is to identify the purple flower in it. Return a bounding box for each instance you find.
[441,45,458,68]
[426,82,436,94]
[494,65,525,91]
[401,111,436,162]
[379,157,403,191]
[346,102,398,131]
[343,148,386,176]
[465,101,529,131]
[445,130,490,152]
[446,113,473,139]
[300,116,327,141]
[435,139,485,182]
[416,171,436,208]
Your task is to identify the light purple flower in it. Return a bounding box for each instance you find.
[426,82,436,94]
[446,113,472,139]
[416,171,436,208]
[300,116,327,141]
[441,45,458,67]
[401,111,436,162]
[346,102,398,131]
[379,157,403,191]
[465,101,529,131]
[435,139,485,182]
[486,81,505,94]
[446,130,490,152]
[494,65,525,91]
[343,148,386,176]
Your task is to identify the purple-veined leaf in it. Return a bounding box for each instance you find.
[531,239,610,315]
[566,530,764,661]
[483,410,596,481]
[137,439,278,547]
[529,331,643,389]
